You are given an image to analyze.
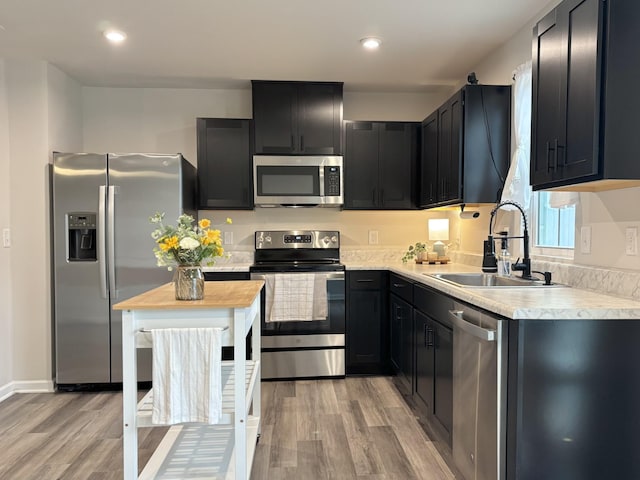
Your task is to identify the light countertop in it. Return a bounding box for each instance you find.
[203,262,640,320]
[113,280,264,310]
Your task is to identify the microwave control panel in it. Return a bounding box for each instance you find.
[324,166,341,196]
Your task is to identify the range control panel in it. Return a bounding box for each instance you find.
[255,230,340,250]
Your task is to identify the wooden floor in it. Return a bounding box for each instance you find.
[0,377,457,479]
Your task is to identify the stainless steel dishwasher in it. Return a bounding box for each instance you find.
[449,301,507,480]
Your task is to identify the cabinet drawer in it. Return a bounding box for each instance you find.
[390,273,414,303]
[413,284,454,328]
[349,270,385,290]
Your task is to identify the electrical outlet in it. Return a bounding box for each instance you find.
[368,230,379,245]
[580,226,591,254]
[2,228,9,248]
[626,227,638,255]
[224,231,233,245]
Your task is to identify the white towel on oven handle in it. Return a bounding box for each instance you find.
[266,273,328,322]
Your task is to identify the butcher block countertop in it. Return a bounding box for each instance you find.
[112,280,264,311]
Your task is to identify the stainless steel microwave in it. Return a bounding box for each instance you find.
[253,155,344,207]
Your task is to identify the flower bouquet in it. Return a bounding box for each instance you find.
[150,212,232,299]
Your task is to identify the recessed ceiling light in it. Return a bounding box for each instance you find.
[360,37,382,50]
[104,29,127,43]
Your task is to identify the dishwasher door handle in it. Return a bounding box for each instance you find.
[449,310,495,341]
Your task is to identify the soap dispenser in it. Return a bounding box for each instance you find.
[497,231,511,276]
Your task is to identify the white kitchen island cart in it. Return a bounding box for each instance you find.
[114,280,263,480]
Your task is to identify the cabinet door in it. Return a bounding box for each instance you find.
[420,111,438,207]
[347,271,388,374]
[252,82,298,154]
[197,118,253,209]
[557,0,601,182]
[532,0,602,188]
[378,122,418,209]
[438,91,462,203]
[390,294,413,394]
[344,121,379,209]
[414,310,435,413]
[298,83,343,155]
[433,321,453,438]
[532,8,566,186]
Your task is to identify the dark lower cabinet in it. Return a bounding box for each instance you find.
[196,118,253,210]
[508,319,640,480]
[346,271,389,375]
[390,273,415,395]
[413,285,453,444]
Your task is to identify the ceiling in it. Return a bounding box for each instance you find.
[0,0,549,92]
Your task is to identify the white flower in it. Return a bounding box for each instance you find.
[179,237,200,250]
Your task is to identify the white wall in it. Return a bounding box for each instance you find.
[0,60,13,393]
[0,60,82,395]
[82,87,252,164]
[5,60,51,386]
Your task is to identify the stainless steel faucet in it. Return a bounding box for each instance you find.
[482,201,532,279]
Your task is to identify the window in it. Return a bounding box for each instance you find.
[534,191,575,249]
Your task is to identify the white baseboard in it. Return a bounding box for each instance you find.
[0,380,55,403]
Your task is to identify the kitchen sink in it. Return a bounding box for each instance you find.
[425,272,565,288]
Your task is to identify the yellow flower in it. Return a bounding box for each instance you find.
[216,246,224,256]
[160,235,179,251]
[226,217,232,224]
[199,218,211,229]
[204,229,221,245]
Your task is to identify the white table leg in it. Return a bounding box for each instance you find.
[122,310,138,479]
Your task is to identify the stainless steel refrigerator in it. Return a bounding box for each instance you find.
[51,152,196,389]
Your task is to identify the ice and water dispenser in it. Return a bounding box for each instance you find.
[67,213,97,261]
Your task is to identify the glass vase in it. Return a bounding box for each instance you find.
[173,265,204,300]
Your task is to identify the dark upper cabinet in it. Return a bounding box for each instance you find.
[344,121,419,210]
[251,80,343,155]
[196,118,253,210]
[346,271,389,375]
[531,0,640,191]
[419,84,511,209]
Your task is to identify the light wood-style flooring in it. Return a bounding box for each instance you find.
[0,377,458,479]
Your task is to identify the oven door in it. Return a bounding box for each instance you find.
[250,271,345,335]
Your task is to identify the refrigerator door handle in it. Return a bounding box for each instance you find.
[98,185,108,299]
[108,185,117,298]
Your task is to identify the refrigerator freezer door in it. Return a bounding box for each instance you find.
[108,153,185,382]
[52,153,111,384]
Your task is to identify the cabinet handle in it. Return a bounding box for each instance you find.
[552,138,559,170]
[423,323,428,347]
[392,283,406,288]
[356,279,374,283]
[546,141,553,172]
[426,325,434,348]
[557,142,566,167]
[380,189,385,205]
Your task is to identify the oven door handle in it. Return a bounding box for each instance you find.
[250,272,345,280]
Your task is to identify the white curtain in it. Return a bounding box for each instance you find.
[501,61,532,210]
